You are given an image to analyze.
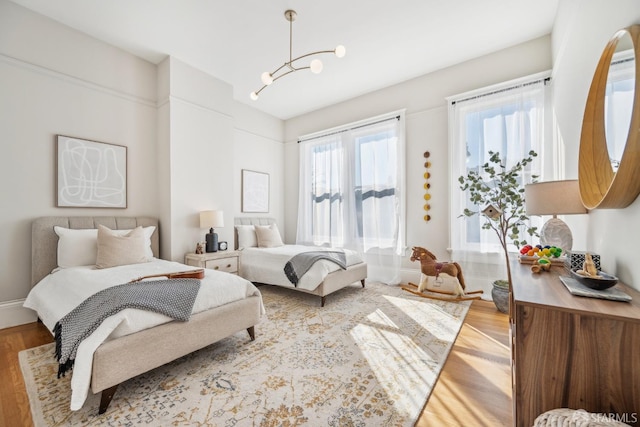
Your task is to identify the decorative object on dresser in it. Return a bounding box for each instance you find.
[218,241,228,251]
[510,260,640,427]
[56,136,127,208]
[524,179,587,251]
[184,250,239,275]
[200,210,224,253]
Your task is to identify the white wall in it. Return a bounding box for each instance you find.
[233,102,285,232]
[284,36,552,288]
[0,0,158,315]
[552,0,640,290]
[0,1,284,328]
[158,57,236,260]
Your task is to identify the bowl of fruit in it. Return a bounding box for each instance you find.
[518,244,564,266]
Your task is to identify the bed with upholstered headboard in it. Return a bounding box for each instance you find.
[28,216,264,414]
[234,217,367,306]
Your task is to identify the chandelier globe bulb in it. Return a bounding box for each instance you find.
[250,92,259,101]
[310,59,323,74]
[261,72,273,85]
[334,45,346,58]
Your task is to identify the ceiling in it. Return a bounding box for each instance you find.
[10,0,559,120]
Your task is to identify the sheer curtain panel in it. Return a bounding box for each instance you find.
[449,76,550,262]
[297,111,406,284]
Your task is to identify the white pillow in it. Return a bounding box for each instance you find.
[54,227,99,268]
[96,225,148,269]
[255,224,284,248]
[236,225,258,249]
[54,225,156,268]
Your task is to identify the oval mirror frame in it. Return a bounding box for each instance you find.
[579,25,640,209]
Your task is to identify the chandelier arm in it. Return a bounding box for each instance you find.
[253,68,300,96]
[290,50,336,64]
[250,9,344,100]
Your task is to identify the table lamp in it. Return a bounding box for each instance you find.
[200,210,224,253]
[524,180,587,251]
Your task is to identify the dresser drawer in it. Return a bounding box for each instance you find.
[205,257,238,273]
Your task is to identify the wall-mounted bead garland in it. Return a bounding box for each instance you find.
[423,151,431,222]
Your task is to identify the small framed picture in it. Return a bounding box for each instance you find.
[241,169,269,213]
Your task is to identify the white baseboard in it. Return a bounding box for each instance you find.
[0,299,37,329]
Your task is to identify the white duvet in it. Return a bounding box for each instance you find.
[23,259,264,411]
[239,245,363,290]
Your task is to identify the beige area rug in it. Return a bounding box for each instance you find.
[20,282,470,426]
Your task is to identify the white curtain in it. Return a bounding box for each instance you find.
[449,78,548,258]
[297,111,406,284]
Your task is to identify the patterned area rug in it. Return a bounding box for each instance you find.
[20,282,470,426]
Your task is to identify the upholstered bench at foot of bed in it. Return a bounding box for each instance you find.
[91,295,262,414]
[294,262,367,307]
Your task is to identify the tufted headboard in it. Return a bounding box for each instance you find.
[31,216,160,287]
[233,217,276,250]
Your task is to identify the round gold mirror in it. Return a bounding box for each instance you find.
[579,25,640,209]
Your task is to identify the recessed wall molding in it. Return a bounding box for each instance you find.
[0,52,157,108]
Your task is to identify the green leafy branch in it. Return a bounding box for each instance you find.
[458,150,539,291]
[459,150,539,248]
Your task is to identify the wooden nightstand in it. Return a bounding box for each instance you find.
[184,251,239,275]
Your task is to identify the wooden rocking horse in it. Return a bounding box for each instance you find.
[401,246,483,302]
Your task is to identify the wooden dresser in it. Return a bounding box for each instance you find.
[510,260,640,427]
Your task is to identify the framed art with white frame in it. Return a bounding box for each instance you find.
[241,169,269,213]
[56,135,127,208]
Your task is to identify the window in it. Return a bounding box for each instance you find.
[605,53,634,172]
[297,111,406,283]
[449,75,550,255]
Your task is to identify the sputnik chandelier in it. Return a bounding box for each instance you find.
[250,9,346,100]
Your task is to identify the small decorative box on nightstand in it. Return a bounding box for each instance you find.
[184,251,239,275]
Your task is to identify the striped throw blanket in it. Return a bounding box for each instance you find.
[284,251,347,286]
[54,278,200,377]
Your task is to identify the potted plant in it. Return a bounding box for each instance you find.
[458,150,538,313]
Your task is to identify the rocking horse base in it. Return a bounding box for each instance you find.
[401,282,483,302]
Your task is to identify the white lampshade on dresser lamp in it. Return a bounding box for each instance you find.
[524,180,587,252]
[200,210,224,253]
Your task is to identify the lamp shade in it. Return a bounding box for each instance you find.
[199,210,224,229]
[525,180,587,216]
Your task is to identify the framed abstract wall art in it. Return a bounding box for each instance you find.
[56,135,127,208]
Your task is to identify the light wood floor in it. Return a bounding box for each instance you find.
[0,300,511,427]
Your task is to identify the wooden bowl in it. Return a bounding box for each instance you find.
[570,269,618,290]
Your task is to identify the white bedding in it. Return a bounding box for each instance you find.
[239,245,364,291]
[23,258,264,411]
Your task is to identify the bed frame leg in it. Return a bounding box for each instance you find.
[320,296,326,307]
[98,384,118,414]
[361,279,365,288]
[247,326,255,341]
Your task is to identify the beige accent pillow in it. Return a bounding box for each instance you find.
[255,224,284,248]
[96,225,149,269]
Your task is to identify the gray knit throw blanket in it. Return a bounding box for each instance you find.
[54,278,200,377]
[284,251,346,286]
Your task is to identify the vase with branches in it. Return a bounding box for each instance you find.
[458,150,539,294]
